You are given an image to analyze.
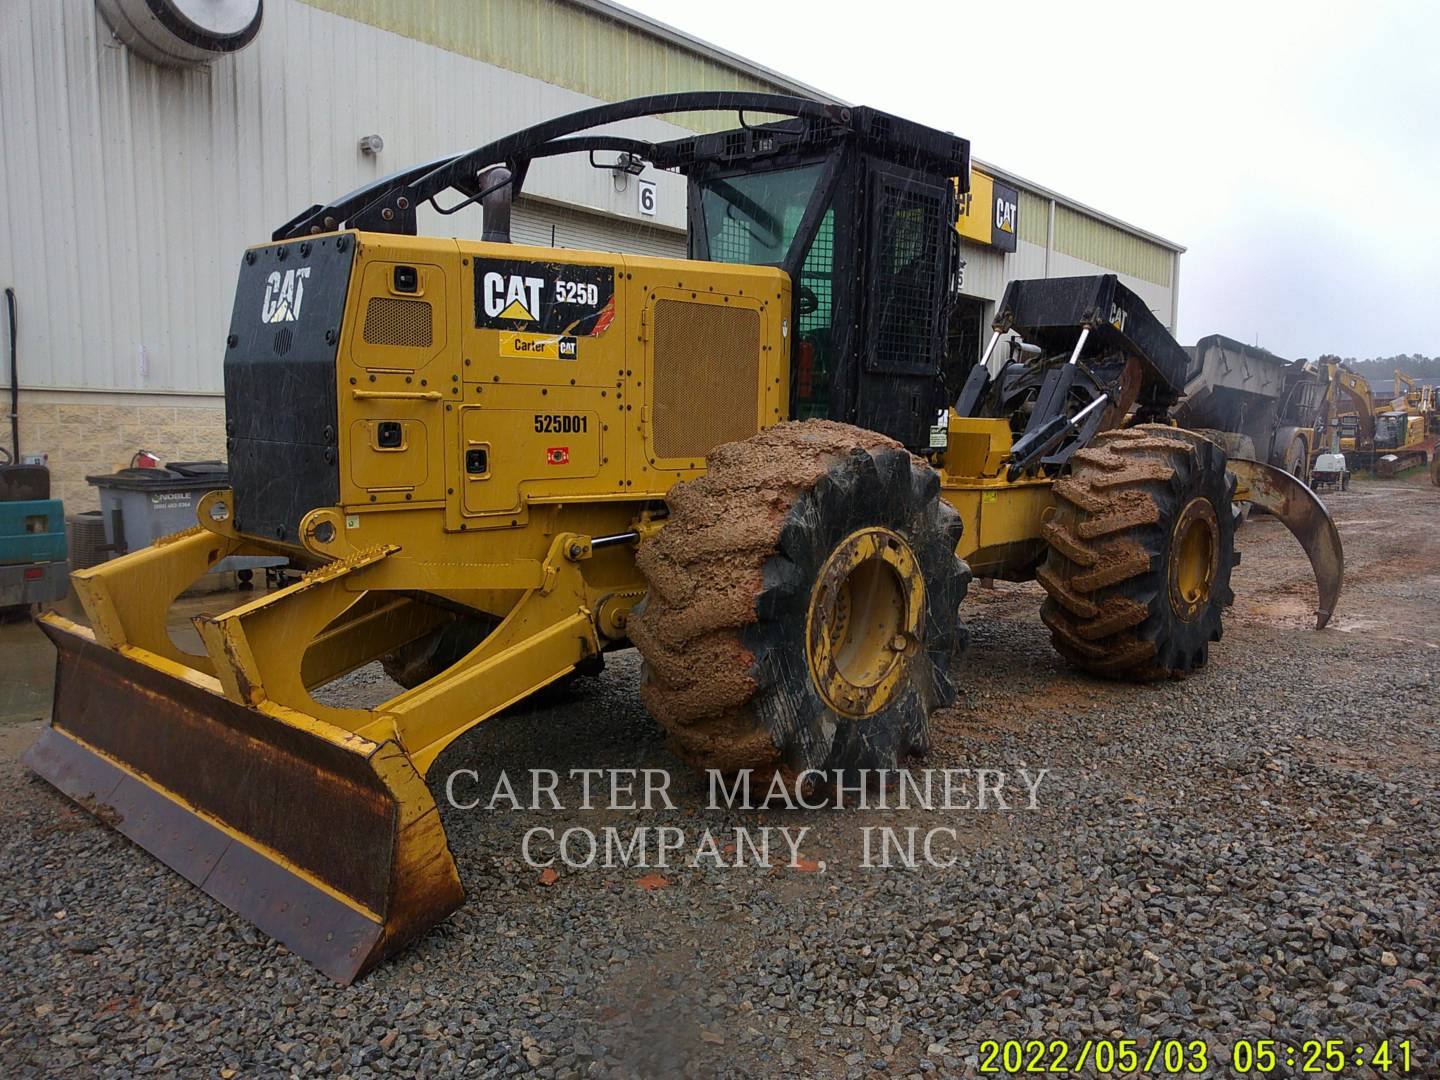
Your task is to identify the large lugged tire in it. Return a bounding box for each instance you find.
[1037,425,1238,680]
[1280,434,1311,485]
[631,421,970,776]
[382,615,497,689]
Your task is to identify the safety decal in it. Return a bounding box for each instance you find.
[546,447,571,466]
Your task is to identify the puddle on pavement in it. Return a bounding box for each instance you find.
[0,585,264,725]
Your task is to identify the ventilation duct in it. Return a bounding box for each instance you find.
[95,0,263,67]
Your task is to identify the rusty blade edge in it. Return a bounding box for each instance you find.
[29,616,465,983]
[25,726,386,983]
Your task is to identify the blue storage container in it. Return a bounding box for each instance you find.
[0,496,69,607]
[0,498,66,566]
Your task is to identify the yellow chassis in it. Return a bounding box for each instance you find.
[28,414,1341,983]
[53,418,1056,782]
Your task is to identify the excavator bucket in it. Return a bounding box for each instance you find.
[26,615,463,983]
[1227,457,1344,629]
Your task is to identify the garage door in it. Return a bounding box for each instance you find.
[511,199,687,259]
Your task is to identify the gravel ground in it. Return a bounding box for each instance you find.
[1,472,1436,1078]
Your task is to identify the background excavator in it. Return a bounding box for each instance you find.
[25,93,1342,982]
[1316,361,1436,476]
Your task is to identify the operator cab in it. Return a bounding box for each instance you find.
[1374,410,1417,449]
[675,113,967,449]
[275,93,969,452]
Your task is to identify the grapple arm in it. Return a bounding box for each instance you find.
[1227,458,1344,629]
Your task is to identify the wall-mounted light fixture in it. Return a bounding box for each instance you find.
[612,152,645,178]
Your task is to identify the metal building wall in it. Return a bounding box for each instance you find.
[511,198,685,258]
[1047,250,1175,326]
[957,231,1178,336]
[1017,191,1051,247]
[991,182,1181,331]
[1008,240,1051,283]
[1053,204,1173,288]
[296,0,804,132]
[2,0,1182,399]
[0,0,695,397]
[955,242,1009,302]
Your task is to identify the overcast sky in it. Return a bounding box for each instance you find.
[624,0,1438,358]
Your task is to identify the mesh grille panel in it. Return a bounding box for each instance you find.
[871,182,943,371]
[708,215,753,265]
[363,297,433,347]
[651,300,760,460]
[795,209,835,419]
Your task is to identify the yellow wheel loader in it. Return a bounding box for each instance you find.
[26,93,1343,982]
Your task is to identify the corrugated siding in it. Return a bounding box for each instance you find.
[3,0,1179,399]
[1048,250,1175,330]
[1009,239,1050,282]
[0,0,692,394]
[1053,204,1173,287]
[1018,190,1050,246]
[960,236,1174,329]
[511,198,686,258]
[297,0,790,131]
[955,241,1008,302]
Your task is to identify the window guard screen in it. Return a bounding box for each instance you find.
[699,164,824,267]
[867,179,944,375]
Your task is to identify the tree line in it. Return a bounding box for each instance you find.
[1331,354,1440,383]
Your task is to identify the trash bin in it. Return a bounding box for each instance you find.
[86,461,285,577]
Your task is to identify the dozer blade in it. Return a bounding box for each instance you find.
[1227,458,1344,629]
[24,614,463,984]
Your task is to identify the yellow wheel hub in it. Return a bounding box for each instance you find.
[1168,497,1219,622]
[805,527,924,718]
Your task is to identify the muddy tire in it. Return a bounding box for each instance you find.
[1281,436,1310,484]
[1037,425,1238,680]
[631,420,970,776]
[1191,428,1252,521]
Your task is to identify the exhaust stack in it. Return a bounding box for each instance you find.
[480,166,513,243]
